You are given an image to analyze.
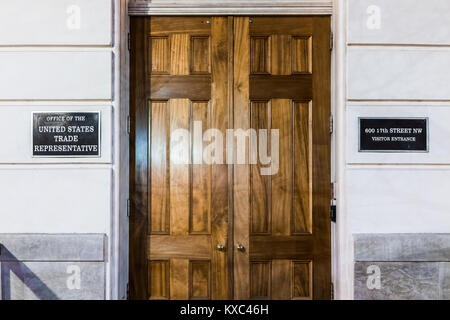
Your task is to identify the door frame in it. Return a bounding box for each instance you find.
[124,0,352,300]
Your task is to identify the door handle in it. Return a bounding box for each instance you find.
[217,244,225,251]
[237,244,245,252]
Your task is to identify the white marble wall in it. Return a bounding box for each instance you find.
[0,0,126,300]
[0,51,112,100]
[0,0,112,45]
[348,48,450,100]
[345,0,450,300]
[346,0,450,232]
[348,0,450,45]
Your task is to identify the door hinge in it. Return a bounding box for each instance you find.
[330,182,336,223]
[330,203,336,223]
[330,32,334,51]
[128,33,131,51]
[127,115,131,134]
[331,282,334,300]
[329,114,334,134]
[127,198,131,218]
[331,182,336,200]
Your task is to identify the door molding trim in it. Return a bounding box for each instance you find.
[128,1,332,15]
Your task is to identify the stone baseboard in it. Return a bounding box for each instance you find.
[354,234,450,300]
[0,234,106,300]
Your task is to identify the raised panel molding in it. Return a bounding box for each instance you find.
[128,1,332,15]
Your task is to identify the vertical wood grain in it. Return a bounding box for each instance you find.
[170,34,190,75]
[292,36,312,74]
[191,101,211,234]
[271,98,292,236]
[211,17,229,299]
[150,37,169,74]
[149,261,170,299]
[251,37,270,74]
[271,35,291,75]
[226,16,235,299]
[190,260,211,299]
[292,101,312,234]
[311,16,331,300]
[250,262,271,299]
[170,259,189,300]
[150,101,170,234]
[250,101,271,234]
[293,261,312,299]
[272,260,291,300]
[233,16,250,300]
[130,16,149,300]
[169,99,190,236]
[191,36,211,74]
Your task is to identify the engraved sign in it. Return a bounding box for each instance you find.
[32,112,100,157]
[359,117,428,152]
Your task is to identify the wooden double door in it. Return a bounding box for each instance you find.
[130,16,331,300]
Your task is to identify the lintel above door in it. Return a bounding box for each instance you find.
[128,0,333,16]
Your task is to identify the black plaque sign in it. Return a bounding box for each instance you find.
[33,112,100,157]
[359,117,428,152]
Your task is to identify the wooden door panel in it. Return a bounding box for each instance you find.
[271,98,292,236]
[149,261,170,300]
[249,260,313,300]
[234,16,331,300]
[131,16,230,300]
[249,98,313,237]
[150,100,170,234]
[190,260,212,299]
[191,36,211,74]
[250,101,271,235]
[293,101,312,234]
[191,101,212,234]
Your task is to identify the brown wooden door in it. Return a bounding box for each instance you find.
[130,16,330,300]
[130,16,231,300]
[233,16,331,300]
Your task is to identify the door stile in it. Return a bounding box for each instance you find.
[311,17,331,300]
[210,16,231,299]
[226,16,235,300]
[233,16,251,299]
[130,16,150,300]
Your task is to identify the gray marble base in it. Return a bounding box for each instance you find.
[354,262,449,300]
[354,234,450,300]
[354,234,450,262]
[0,261,105,300]
[0,234,105,261]
[0,233,106,300]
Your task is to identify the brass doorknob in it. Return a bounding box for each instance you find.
[217,244,225,251]
[237,244,245,252]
